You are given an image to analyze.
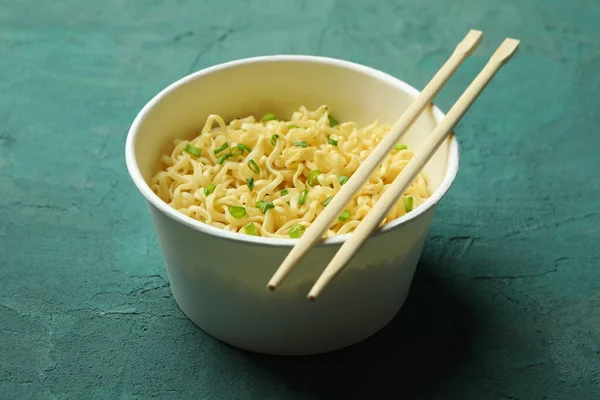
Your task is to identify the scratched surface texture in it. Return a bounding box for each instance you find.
[1,0,599,399]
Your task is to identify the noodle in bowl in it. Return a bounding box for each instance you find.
[125,56,459,355]
[152,105,430,239]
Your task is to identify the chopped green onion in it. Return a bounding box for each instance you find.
[338,175,349,186]
[338,210,351,222]
[246,177,254,191]
[184,144,201,157]
[327,137,338,146]
[270,134,280,146]
[255,200,265,208]
[298,189,308,205]
[244,223,259,236]
[214,143,228,154]
[238,144,252,153]
[231,143,252,156]
[289,224,306,238]
[280,189,289,196]
[322,196,333,206]
[328,115,339,127]
[204,184,216,196]
[294,141,308,148]
[261,113,277,122]
[217,153,231,164]
[394,144,408,151]
[287,124,299,129]
[404,196,414,212]
[200,216,206,222]
[247,159,260,175]
[228,206,246,219]
[258,201,274,214]
[307,170,321,187]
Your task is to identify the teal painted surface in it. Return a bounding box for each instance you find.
[1,0,599,398]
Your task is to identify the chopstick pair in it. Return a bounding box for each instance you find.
[268,29,519,300]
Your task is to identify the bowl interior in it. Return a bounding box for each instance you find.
[128,56,455,243]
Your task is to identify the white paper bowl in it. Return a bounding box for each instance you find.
[125,56,459,355]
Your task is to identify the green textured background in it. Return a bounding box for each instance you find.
[1,0,599,399]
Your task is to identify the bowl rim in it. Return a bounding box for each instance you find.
[125,55,459,248]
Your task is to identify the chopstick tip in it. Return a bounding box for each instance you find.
[493,38,520,63]
[268,269,287,291]
[456,29,483,56]
[307,285,322,301]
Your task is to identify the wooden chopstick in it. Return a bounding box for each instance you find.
[307,38,520,300]
[267,29,483,291]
